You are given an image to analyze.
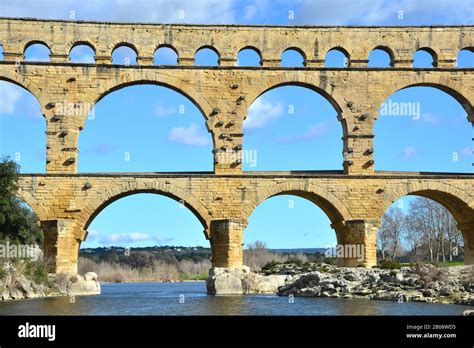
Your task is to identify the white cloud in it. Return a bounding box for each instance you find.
[244,98,284,129]
[277,122,329,143]
[459,146,472,158]
[102,232,173,245]
[401,146,418,159]
[0,82,22,114]
[168,123,211,146]
[420,113,440,125]
[154,103,176,117]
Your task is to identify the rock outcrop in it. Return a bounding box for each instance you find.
[1,262,101,301]
[207,263,474,305]
[276,263,474,305]
[206,266,289,295]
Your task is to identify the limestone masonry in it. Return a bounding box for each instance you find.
[0,18,472,274]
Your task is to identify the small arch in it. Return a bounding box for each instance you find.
[69,42,96,63]
[112,43,138,65]
[236,47,262,67]
[154,45,178,65]
[281,47,306,67]
[457,47,474,68]
[195,46,219,66]
[0,44,3,60]
[24,41,51,62]
[413,48,437,68]
[368,46,394,67]
[325,47,349,68]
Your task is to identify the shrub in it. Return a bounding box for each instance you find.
[32,264,48,284]
[262,260,279,271]
[379,259,401,270]
[0,263,7,280]
[323,257,337,265]
[284,258,304,266]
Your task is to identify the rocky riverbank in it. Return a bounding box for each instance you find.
[0,262,101,301]
[207,263,474,305]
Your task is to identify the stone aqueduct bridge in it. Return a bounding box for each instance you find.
[0,18,473,274]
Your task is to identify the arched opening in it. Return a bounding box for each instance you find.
[243,84,342,171]
[413,48,436,68]
[0,80,46,173]
[78,84,213,172]
[375,86,472,173]
[194,46,219,66]
[368,47,393,67]
[24,42,50,62]
[69,43,95,63]
[325,48,349,68]
[281,48,305,67]
[236,47,261,67]
[112,44,138,65]
[154,45,178,65]
[80,193,210,282]
[457,48,474,68]
[244,194,338,270]
[378,194,467,265]
[0,44,3,60]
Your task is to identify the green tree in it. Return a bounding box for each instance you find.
[0,157,43,245]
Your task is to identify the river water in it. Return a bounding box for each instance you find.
[0,282,471,315]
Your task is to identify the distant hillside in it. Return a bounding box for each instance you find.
[80,246,327,257]
[270,248,327,254]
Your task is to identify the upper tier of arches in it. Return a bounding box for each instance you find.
[0,19,472,68]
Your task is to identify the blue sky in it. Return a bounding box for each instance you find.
[0,0,473,250]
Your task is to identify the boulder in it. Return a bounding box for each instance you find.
[68,274,101,296]
[206,267,246,295]
[84,272,98,282]
[207,267,290,295]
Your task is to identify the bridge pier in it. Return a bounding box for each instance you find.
[41,220,82,275]
[458,222,474,265]
[335,220,378,267]
[209,219,246,268]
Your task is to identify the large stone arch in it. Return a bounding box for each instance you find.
[78,181,212,239]
[0,67,46,113]
[379,181,473,225]
[375,75,474,122]
[244,75,350,135]
[244,181,353,225]
[16,189,48,222]
[83,71,214,130]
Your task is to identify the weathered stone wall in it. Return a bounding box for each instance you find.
[0,18,472,274]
